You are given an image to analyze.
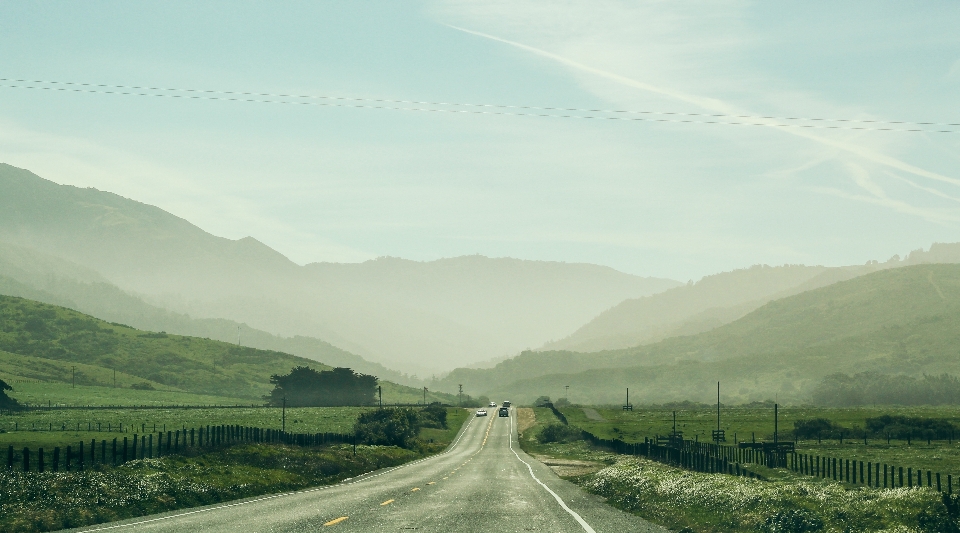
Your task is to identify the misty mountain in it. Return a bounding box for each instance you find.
[0,294,458,404]
[0,163,680,373]
[446,264,960,405]
[540,243,960,353]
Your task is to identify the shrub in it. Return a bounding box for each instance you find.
[354,408,421,448]
[537,424,582,444]
[419,404,447,429]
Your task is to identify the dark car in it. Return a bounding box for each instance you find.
[498,407,509,417]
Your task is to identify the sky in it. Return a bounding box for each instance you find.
[1,1,958,281]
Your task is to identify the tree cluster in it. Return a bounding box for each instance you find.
[353,404,449,449]
[0,378,22,411]
[811,372,960,406]
[266,366,377,407]
[793,415,958,440]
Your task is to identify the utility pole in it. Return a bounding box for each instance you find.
[113,369,116,388]
[774,403,779,444]
[717,381,721,438]
[458,384,463,406]
[282,397,286,433]
[378,385,382,408]
[72,366,76,389]
[237,326,241,346]
[564,385,569,400]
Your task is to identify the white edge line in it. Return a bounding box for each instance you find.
[75,412,478,532]
[508,414,597,533]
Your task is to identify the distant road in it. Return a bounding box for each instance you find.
[68,410,666,533]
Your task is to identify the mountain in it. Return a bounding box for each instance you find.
[541,243,960,354]
[0,163,680,373]
[0,294,456,403]
[445,264,960,404]
[0,241,416,385]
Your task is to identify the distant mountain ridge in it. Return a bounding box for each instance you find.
[456,264,960,405]
[541,244,960,354]
[0,163,680,373]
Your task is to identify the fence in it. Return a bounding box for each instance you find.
[546,404,954,493]
[4,424,353,473]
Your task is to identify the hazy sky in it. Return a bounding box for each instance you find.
[1,1,958,280]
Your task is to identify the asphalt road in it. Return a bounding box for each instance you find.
[70,410,667,533]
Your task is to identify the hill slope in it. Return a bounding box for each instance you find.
[445,264,960,404]
[0,240,417,385]
[0,163,679,373]
[543,244,960,354]
[0,294,454,403]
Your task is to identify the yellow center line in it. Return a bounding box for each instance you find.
[427,482,435,485]
[380,499,394,506]
[323,516,348,526]
[411,487,420,492]
[443,477,448,480]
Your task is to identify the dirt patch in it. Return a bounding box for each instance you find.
[582,407,605,421]
[517,407,536,439]
[533,455,605,477]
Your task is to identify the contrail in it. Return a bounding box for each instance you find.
[447,24,960,188]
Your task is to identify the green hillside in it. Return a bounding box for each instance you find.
[450,264,960,405]
[0,243,420,387]
[0,295,455,404]
[0,163,680,375]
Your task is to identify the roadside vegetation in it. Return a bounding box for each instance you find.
[0,443,417,533]
[517,405,960,532]
[0,406,470,533]
[559,405,960,475]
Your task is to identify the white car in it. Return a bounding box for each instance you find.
[488,402,497,408]
[475,409,487,417]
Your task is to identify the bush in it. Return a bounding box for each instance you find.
[354,408,421,448]
[793,418,839,439]
[419,404,447,429]
[537,424,582,444]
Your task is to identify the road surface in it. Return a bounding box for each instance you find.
[69,410,666,532]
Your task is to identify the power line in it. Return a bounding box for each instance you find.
[0,78,955,134]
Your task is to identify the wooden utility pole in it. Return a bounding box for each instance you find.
[282,397,286,433]
[458,384,463,406]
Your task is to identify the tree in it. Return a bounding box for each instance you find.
[266,366,377,407]
[354,408,421,448]
[0,378,23,411]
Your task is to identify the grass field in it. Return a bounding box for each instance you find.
[4,380,453,408]
[0,406,473,450]
[5,381,250,408]
[520,408,960,532]
[559,405,960,480]
[0,407,473,532]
